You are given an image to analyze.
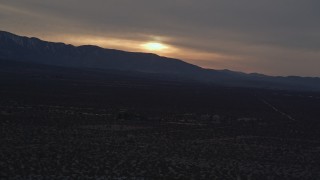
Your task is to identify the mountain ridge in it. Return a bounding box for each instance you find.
[0,30,212,85]
[1,30,320,91]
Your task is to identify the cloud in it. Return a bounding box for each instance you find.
[1,0,320,76]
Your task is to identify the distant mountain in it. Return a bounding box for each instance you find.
[1,30,320,91]
[0,30,204,79]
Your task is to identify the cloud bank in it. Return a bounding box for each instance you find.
[1,0,320,76]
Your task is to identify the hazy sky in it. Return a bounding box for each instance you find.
[1,0,320,76]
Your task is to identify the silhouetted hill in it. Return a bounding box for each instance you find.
[1,30,320,91]
[0,31,203,78]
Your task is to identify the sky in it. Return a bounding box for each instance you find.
[0,0,320,76]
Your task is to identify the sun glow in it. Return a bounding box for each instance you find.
[142,42,168,51]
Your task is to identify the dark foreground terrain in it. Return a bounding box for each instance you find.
[1,61,320,179]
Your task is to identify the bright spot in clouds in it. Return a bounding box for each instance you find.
[142,42,168,51]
